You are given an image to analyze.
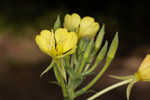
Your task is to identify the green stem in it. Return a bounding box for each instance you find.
[78,39,94,73]
[75,58,112,97]
[53,62,67,97]
[87,78,133,100]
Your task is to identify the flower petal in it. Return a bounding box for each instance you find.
[79,16,100,38]
[64,13,81,31]
[35,30,56,56]
[137,54,150,80]
[55,28,78,54]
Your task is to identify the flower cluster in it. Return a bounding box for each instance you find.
[35,13,100,59]
[34,12,150,100]
[35,13,119,100]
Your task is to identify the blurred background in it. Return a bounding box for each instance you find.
[0,0,150,100]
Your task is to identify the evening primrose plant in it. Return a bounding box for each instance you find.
[35,13,119,100]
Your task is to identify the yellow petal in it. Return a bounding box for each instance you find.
[35,30,56,56]
[64,13,81,31]
[138,55,150,71]
[55,28,78,54]
[137,54,150,80]
[79,16,100,38]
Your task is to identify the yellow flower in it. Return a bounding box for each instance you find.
[78,17,100,38]
[64,13,81,31]
[35,28,78,59]
[136,54,150,81]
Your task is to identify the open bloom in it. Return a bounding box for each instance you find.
[78,17,100,38]
[136,54,150,81]
[64,13,81,31]
[35,28,78,59]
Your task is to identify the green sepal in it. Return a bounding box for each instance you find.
[78,39,94,72]
[40,60,54,77]
[95,24,105,51]
[126,79,137,100]
[83,41,108,76]
[53,15,61,31]
[77,37,90,59]
[107,32,119,60]
[95,40,108,62]
[83,39,94,59]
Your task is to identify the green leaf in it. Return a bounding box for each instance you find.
[107,32,119,59]
[40,60,54,77]
[95,24,105,51]
[53,15,61,31]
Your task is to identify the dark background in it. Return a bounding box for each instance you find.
[0,0,150,100]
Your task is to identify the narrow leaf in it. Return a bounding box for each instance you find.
[40,60,54,77]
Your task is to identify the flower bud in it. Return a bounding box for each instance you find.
[64,13,81,31]
[78,17,100,38]
[136,54,150,81]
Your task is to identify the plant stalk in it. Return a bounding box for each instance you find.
[87,78,133,100]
